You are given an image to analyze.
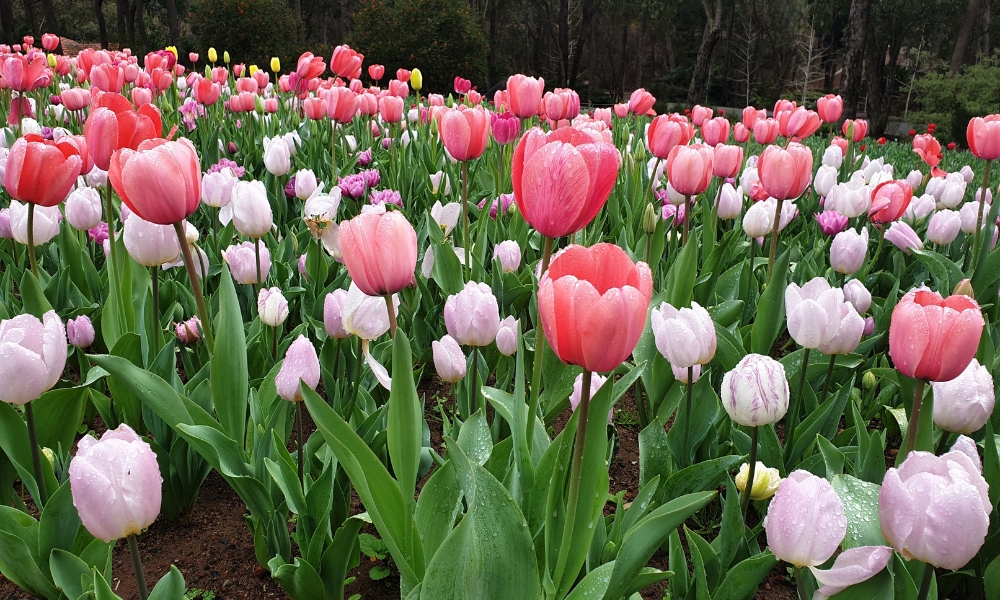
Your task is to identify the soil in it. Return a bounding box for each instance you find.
[0,375,798,600]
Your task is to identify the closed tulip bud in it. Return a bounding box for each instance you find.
[275,335,320,402]
[860,371,877,390]
[926,209,962,245]
[445,281,501,346]
[322,289,350,339]
[931,359,994,433]
[764,471,846,567]
[884,221,923,254]
[224,51,230,64]
[0,310,67,405]
[294,169,318,200]
[880,443,990,569]
[735,461,781,500]
[123,214,180,267]
[8,201,60,246]
[570,372,612,424]
[269,57,280,73]
[742,199,773,239]
[650,301,716,369]
[432,335,466,383]
[339,210,418,297]
[642,202,658,234]
[228,180,272,238]
[208,48,217,63]
[785,278,846,349]
[842,279,871,314]
[223,241,271,284]
[493,240,522,273]
[65,186,103,231]
[713,144,743,179]
[822,145,844,168]
[721,353,789,426]
[716,183,742,220]
[666,143,713,196]
[495,316,518,356]
[759,143,813,200]
[69,424,162,542]
[67,315,96,348]
[262,136,290,176]
[814,164,839,198]
[906,169,923,190]
[889,289,984,382]
[961,201,987,233]
[409,68,422,91]
[201,169,236,208]
[952,279,973,299]
[258,287,289,327]
[817,302,865,355]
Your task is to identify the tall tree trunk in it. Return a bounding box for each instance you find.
[619,23,629,98]
[164,0,179,46]
[558,0,569,85]
[686,0,724,106]
[340,0,351,42]
[22,0,41,40]
[567,0,594,88]
[0,0,15,44]
[321,2,328,45]
[487,0,500,87]
[293,0,302,21]
[93,0,109,49]
[951,0,983,75]
[134,0,148,55]
[116,0,129,46]
[40,0,59,37]
[981,1,991,60]
[839,0,872,120]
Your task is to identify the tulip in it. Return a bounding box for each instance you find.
[339,210,417,304]
[844,279,872,313]
[379,95,403,124]
[826,180,871,218]
[926,209,962,244]
[823,144,844,168]
[445,281,501,347]
[495,316,518,356]
[1,54,49,92]
[226,179,272,239]
[109,138,199,227]
[666,143,713,197]
[650,301,716,370]
[764,471,846,567]
[323,289,351,339]
[712,144,743,179]
[430,201,461,235]
[816,94,843,123]
[884,221,923,254]
[785,278,846,349]
[341,283,399,390]
[967,115,1000,160]
[65,186,103,231]
[735,462,781,500]
[816,210,848,236]
[409,69,422,90]
[224,241,270,284]
[810,547,894,599]
[201,169,236,208]
[691,105,713,126]
[0,310,66,406]
[432,335,467,384]
[262,135,291,176]
[716,183,742,219]
[930,358,994,434]
[439,106,490,162]
[753,118,780,144]
[784,107,821,140]
[743,199,774,239]
[960,200,986,233]
[67,315,96,348]
[491,111,520,145]
[275,335,320,402]
[868,179,913,224]
[570,372,612,424]
[69,424,161,544]
[913,134,942,167]
[628,88,655,115]
[4,134,82,207]
[759,143,813,272]
[880,442,990,570]
[742,106,765,129]
[817,302,865,356]
[512,126,620,240]
[123,215,180,267]
[85,93,163,171]
[542,88,580,122]
[506,74,544,118]
[646,114,693,159]
[258,287,289,327]
[733,122,751,143]
[701,117,730,146]
[814,164,839,197]
[493,240,522,273]
[721,354,789,427]
[842,119,868,142]
[8,201,60,247]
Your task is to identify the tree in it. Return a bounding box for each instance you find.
[839,0,871,120]
[951,0,983,75]
[687,0,724,105]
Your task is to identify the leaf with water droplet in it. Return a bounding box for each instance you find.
[832,474,887,549]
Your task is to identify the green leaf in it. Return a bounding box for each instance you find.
[831,474,887,549]
[33,387,88,460]
[48,548,90,599]
[985,554,1000,600]
[638,419,671,489]
[264,456,307,515]
[711,550,778,600]
[212,265,249,447]
[0,402,44,505]
[387,330,423,528]
[912,249,963,294]
[456,409,493,467]
[148,565,186,600]
[19,269,52,318]
[0,512,59,599]
[817,436,845,480]
[829,567,894,600]
[750,249,789,355]
[93,566,122,600]
[431,241,465,295]
[270,557,326,600]
[665,238,698,308]
[39,480,85,570]
[660,456,742,504]
[321,516,364,600]
[105,333,145,430]
[711,477,743,571]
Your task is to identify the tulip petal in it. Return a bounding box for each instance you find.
[809,546,892,599]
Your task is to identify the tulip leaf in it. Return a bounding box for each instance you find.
[664,236,698,309]
[711,550,778,600]
[19,270,53,319]
[0,402,44,506]
[38,480,83,572]
[659,456,742,506]
[665,375,719,467]
[33,387,88,462]
[431,241,464,296]
[831,474,886,549]
[710,476,743,571]
[48,548,90,600]
[750,249,789,355]
[387,330,423,522]
[0,510,59,599]
[639,419,671,489]
[212,265,249,447]
[911,249,963,295]
[106,333,145,431]
[456,409,493,467]
[829,567,895,600]
[415,462,464,568]
[148,565,186,600]
[985,554,1000,600]
[269,557,326,600]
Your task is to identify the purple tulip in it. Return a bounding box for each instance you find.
[67,315,95,348]
[275,335,321,402]
[650,301,717,369]
[816,210,849,236]
[444,281,501,347]
[785,277,846,349]
[361,168,381,188]
[721,354,789,426]
[817,302,864,355]
[369,189,403,207]
[176,316,202,344]
[356,148,373,167]
[931,359,995,434]
[495,316,518,356]
[884,221,923,255]
[926,209,962,245]
[88,221,109,245]
[830,227,868,275]
[879,438,991,570]
[493,240,522,273]
[68,424,162,542]
[323,289,351,339]
[0,208,12,239]
[843,279,872,313]
[478,193,514,219]
[863,316,875,336]
[764,470,846,567]
[0,310,67,405]
[432,335,466,383]
[339,174,367,199]
[223,241,270,285]
[297,254,308,278]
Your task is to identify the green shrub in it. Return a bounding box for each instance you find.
[348,0,488,94]
[910,57,1000,145]
[189,0,302,70]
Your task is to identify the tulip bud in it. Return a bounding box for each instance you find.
[208,47,218,63]
[176,317,202,344]
[765,471,846,567]
[643,202,658,235]
[495,316,518,356]
[570,372,612,424]
[67,315,96,348]
[410,68,423,91]
[953,278,974,298]
[742,200,773,239]
[432,335,466,383]
[735,461,781,500]
[843,279,872,313]
[275,336,320,402]
[492,240,521,273]
[444,282,501,346]
[651,301,716,369]
[931,359,994,433]
[224,51,231,64]
[270,57,280,73]
[785,278,846,349]
[721,354,789,426]
[257,287,289,328]
[862,370,877,390]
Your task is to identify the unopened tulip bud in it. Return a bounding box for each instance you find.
[931,359,994,433]
[275,335,320,402]
[410,68,423,91]
[208,48,218,63]
[765,471,846,567]
[643,202,658,234]
[495,316,518,356]
[953,278,974,298]
[721,354,789,426]
[270,57,280,73]
[176,317,202,344]
[735,461,781,500]
[432,335,466,383]
[67,315,96,348]
[444,282,501,346]
[224,51,231,64]
[493,240,521,273]
[257,287,289,327]
[862,370,877,390]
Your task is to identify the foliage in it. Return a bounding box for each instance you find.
[348,0,488,92]
[910,57,1000,144]
[189,0,302,70]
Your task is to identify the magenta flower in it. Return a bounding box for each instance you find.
[816,210,849,236]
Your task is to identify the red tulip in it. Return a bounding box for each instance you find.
[889,289,984,382]
[512,127,620,238]
[667,144,714,196]
[41,34,59,52]
[713,144,744,179]
[331,45,363,79]
[869,180,913,224]
[296,52,326,80]
[84,92,163,171]
[908,129,917,137]
[878,137,887,145]
[109,138,201,225]
[538,243,653,373]
[628,88,656,115]
[339,210,418,297]
[758,143,813,200]
[90,63,125,93]
[368,64,385,81]
[692,105,713,127]
[325,86,359,124]
[701,116,730,146]
[304,97,326,119]
[646,114,693,159]
[1,54,49,92]
[440,106,490,161]
[816,94,843,123]
[947,142,956,150]
[193,78,221,106]
[753,118,780,144]
[454,76,473,95]
[4,134,82,207]
[967,115,1000,160]
[507,74,544,119]
[842,119,868,142]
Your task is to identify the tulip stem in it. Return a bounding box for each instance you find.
[916,563,934,600]
[128,534,149,600]
[461,161,470,281]
[26,202,38,277]
[527,236,554,451]
[296,400,305,490]
[384,294,397,339]
[469,348,479,417]
[904,379,926,457]
[173,222,214,354]
[552,370,592,590]
[783,347,811,462]
[682,196,691,245]
[740,426,758,519]
[272,325,278,363]
[794,566,806,600]
[820,354,836,405]
[973,159,993,268]
[768,198,784,279]
[254,237,263,301]
[683,368,694,464]
[24,402,48,507]
[150,267,161,348]
[105,184,121,308]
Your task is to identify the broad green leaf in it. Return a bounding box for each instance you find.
[415,462,463,568]
[665,236,698,308]
[212,265,249,447]
[38,481,84,570]
[48,548,90,599]
[270,557,326,600]
[829,568,895,600]
[456,409,493,467]
[660,456,742,504]
[147,565,186,600]
[831,474,887,549]
[431,241,465,295]
[19,269,52,319]
[711,550,778,600]
[33,387,88,459]
[750,249,789,355]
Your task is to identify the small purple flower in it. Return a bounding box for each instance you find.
[284,175,297,199]
[816,210,849,236]
[298,254,308,278]
[40,126,54,140]
[863,316,875,336]
[88,222,109,245]
[369,189,403,207]
[361,168,381,188]
[382,138,393,149]
[662,202,686,225]
[228,141,239,154]
[478,193,514,219]
[208,158,245,178]
[339,174,367,199]
[356,149,372,167]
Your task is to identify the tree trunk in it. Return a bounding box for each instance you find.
[94,0,109,48]
[321,2,328,45]
[293,0,302,21]
[981,1,991,60]
[116,0,129,46]
[839,0,872,121]
[40,0,59,37]
[487,0,499,87]
[340,0,351,42]
[619,23,629,98]
[22,0,41,40]
[567,0,594,88]
[164,0,179,46]
[0,0,15,44]
[134,0,148,55]
[686,0,724,106]
[558,0,569,85]
[950,0,982,75]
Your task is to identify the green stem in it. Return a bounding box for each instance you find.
[128,534,149,600]
[904,379,926,457]
[25,402,48,506]
[783,347,811,461]
[527,236,554,448]
[794,566,806,600]
[384,294,397,339]
[916,563,934,600]
[820,354,836,405]
[254,237,263,301]
[469,347,479,416]
[682,196,691,245]
[768,198,785,279]
[972,159,993,265]
[173,222,214,354]
[740,426,758,519]
[105,184,121,304]
[26,202,37,277]
[296,400,305,491]
[683,368,693,464]
[462,161,470,281]
[552,370,592,589]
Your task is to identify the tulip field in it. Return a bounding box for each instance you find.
[1,38,1000,600]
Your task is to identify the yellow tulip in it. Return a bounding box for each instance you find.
[270,57,281,73]
[208,47,218,63]
[249,64,259,76]
[410,68,423,91]
[165,46,178,59]
[47,53,57,68]
[224,51,231,64]
[735,462,781,501]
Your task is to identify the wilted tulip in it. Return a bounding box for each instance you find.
[432,335,466,383]
[69,424,161,542]
[258,288,289,327]
[785,278,846,349]
[0,310,66,405]
[889,289,984,383]
[650,301,716,370]
[445,281,501,347]
[735,462,781,500]
[764,471,846,567]
[721,354,789,426]
[830,227,868,274]
[495,316,518,356]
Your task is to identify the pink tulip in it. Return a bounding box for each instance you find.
[712,144,743,178]
[326,86,360,123]
[506,74,544,119]
[967,115,1000,160]
[61,88,91,111]
[439,106,489,161]
[538,243,652,373]
[889,289,984,382]
[90,63,125,93]
[379,95,403,123]
[613,103,629,118]
[495,316,518,356]
[0,310,66,405]
[733,122,751,143]
[650,301,716,369]
[701,117,730,146]
[69,424,162,542]
[323,289,351,339]
[339,210,417,297]
[543,88,580,122]
[628,88,655,115]
[764,470,846,567]
[512,126,620,239]
[41,33,59,51]
[646,114,693,159]
[753,118,780,144]
[395,68,410,82]
[758,143,812,200]
[224,242,270,284]
[931,359,994,433]
[666,144,713,196]
[869,180,913,224]
[742,106,765,129]
[67,315,96,348]
[0,54,49,92]
[785,107,821,140]
[810,547,892,599]
[367,64,384,81]
[388,79,409,98]
[491,111,520,145]
[842,119,868,142]
[445,281,501,346]
[193,78,221,106]
[304,97,326,119]
[85,92,163,171]
[275,336,321,402]
[830,227,868,275]
[432,335,466,383]
[816,94,843,123]
[691,105,713,127]
[110,138,200,225]
[880,440,990,569]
